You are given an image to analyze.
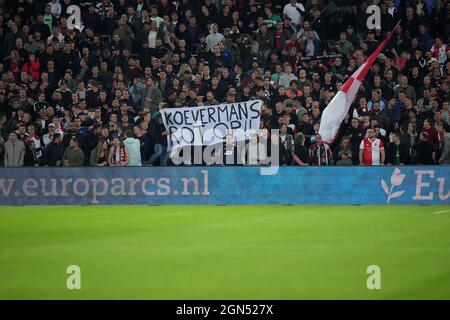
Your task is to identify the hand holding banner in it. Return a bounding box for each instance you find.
[160,100,262,151]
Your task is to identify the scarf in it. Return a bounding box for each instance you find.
[112,146,126,165]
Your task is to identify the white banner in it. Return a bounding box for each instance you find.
[161,100,262,151]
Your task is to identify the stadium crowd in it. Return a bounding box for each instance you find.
[0,0,449,167]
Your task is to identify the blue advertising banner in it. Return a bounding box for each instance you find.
[0,166,449,206]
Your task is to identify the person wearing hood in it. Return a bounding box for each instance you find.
[205,23,224,52]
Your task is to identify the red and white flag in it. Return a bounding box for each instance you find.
[319,25,398,143]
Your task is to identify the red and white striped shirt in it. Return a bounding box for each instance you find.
[360,137,384,165]
[430,44,450,65]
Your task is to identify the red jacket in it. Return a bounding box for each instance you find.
[422,126,438,147]
[22,60,40,80]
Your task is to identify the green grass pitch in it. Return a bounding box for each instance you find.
[0,205,449,299]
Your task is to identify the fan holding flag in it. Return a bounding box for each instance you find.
[318,22,401,148]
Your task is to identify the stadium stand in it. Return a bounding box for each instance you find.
[0,0,449,167]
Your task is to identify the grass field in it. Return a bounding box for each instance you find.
[0,205,449,299]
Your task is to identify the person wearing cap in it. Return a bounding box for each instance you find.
[427,56,438,66]
[345,25,360,48]
[377,52,388,61]
[49,115,65,136]
[365,29,379,55]
[58,79,72,105]
[42,133,65,166]
[43,123,57,146]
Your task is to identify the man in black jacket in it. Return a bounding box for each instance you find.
[43,133,65,166]
[345,118,364,164]
[387,132,410,165]
[242,41,264,72]
[145,114,169,166]
[413,132,435,165]
[78,122,102,166]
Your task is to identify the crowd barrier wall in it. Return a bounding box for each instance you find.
[0,166,449,205]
